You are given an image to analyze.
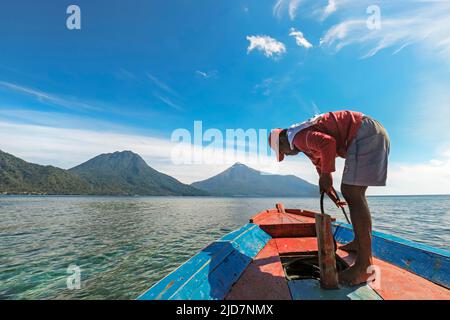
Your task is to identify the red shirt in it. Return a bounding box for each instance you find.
[292,110,363,174]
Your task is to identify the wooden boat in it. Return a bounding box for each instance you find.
[137,203,450,300]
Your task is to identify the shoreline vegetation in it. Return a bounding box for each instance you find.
[1,149,448,198]
[0,149,317,197]
[0,193,449,197]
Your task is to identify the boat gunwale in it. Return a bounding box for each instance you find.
[138,207,450,299]
[333,221,450,258]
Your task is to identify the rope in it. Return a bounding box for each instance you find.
[320,187,351,224]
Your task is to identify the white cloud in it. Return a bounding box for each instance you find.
[147,74,180,98]
[376,153,450,195]
[147,73,184,111]
[0,81,160,118]
[273,0,303,20]
[196,70,208,78]
[0,108,143,132]
[281,153,450,196]
[273,0,343,21]
[320,1,450,61]
[288,0,302,20]
[0,120,282,184]
[289,28,313,49]
[405,80,450,150]
[323,0,337,19]
[273,0,285,18]
[246,35,287,58]
[195,70,217,79]
[153,93,184,111]
[0,119,449,194]
[320,19,365,51]
[0,81,99,112]
[0,121,174,171]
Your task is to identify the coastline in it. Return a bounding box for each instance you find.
[1,193,449,198]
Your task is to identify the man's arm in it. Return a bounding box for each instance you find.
[293,130,337,192]
[305,131,337,174]
[319,172,333,193]
[305,131,337,193]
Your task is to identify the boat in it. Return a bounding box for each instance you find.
[137,203,450,300]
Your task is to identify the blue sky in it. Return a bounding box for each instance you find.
[1,0,450,194]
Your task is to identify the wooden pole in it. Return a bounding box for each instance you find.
[315,213,339,289]
[276,203,285,213]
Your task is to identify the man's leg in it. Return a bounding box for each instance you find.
[338,183,373,286]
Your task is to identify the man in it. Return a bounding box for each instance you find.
[268,110,390,286]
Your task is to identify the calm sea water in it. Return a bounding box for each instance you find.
[0,195,449,300]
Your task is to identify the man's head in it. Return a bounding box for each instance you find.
[268,128,299,162]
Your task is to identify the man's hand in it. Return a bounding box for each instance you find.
[319,172,333,193]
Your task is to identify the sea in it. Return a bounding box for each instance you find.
[0,195,449,299]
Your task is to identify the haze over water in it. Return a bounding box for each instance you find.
[1,195,449,299]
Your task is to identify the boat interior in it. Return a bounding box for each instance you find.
[138,203,450,300]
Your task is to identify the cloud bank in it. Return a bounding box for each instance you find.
[246,35,287,58]
[0,119,449,195]
[320,1,450,61]
[289,28,313,49]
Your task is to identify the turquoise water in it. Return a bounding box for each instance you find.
[0,195,449,299]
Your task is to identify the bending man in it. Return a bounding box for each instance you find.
[269,110,390,286]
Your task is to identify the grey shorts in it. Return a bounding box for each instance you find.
[342,116,390,186]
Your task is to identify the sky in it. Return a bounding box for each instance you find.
[1,0,450,195]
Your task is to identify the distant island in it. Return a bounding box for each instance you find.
[192,162,317,197]
[0,149,317,197]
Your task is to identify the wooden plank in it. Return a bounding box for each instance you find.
[185,248,253,300]
[335,248,356,266]
[336,249,450,300]
[138,224,270,300]
[276,203,285,213]
[226,239,291,300]
[259,222,316,238]
[288,279,382,300]
[286,208,336,222]
[315,213,339,289]
[284,212,317,223]
[333,222,450,289]
[255,211,317,238]
[249,209,276,224]
[285,208,316,218]
[250,203,316,238]
[253,207,334,222]
[275,237,318,255]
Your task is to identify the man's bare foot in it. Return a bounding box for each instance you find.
[339,264,373,286]
[339,241,358,252]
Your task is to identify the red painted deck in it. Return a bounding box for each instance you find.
[226,239,291,300]
[227,205,450,300]
[275,237,317,255]
[336,250,450,300]
[251,209,317,238]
